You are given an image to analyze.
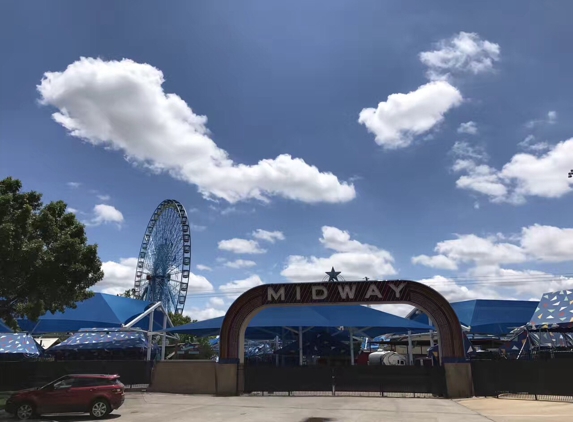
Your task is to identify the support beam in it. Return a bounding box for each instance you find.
[147,309,154,361]
[349,328,355,366]
[298,326,303,366]
[161,313,167,360]
[429,330,435,347]
[407,330,413,365]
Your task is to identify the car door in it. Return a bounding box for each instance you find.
[36,377,77,414]
[68,378,101,411]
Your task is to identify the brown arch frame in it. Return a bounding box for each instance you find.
[219,280,465,363]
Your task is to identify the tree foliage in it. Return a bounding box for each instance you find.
[0,177,104,328]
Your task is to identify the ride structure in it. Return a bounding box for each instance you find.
[133,199,192,314]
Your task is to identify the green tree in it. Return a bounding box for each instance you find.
[0,177,104,329]
[168,312,214,359]
[118,288,137,298]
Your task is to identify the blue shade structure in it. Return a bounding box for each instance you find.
[167,305,433,339]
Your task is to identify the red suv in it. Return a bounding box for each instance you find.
[5,374,125,420]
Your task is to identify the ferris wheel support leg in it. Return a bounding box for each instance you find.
[147,310,155,361]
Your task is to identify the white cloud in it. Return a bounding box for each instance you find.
[281,226,396,282]
[518,135,551,152]
[411,254,458,270]
[186,273,215,293]
[418,275,502,303]
[526,110,558,128]
[67,182,81,188]
[66,207,78,214]
[457,121,478,135]
[413,225,573,300]
[190,224,206,232]
[196,264,212,271]
[451,141,488,161]
[90,204,124,226]
[252,229,285,243]
[208,297,226,309]
[219,274,264,298]
[97,194,111,201]
[370,304,415,318]
[419,32,500,81]
[218,238,266,254]
[358,81,463,149]
[38,57,355,204]
[185,306,225,321]
[453,139,573,204]
[224,259,257,269]
[413,233,527,268]
[96,257,139,295]
[520,224,573,263]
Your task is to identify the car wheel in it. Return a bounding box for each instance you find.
[90,399,110,419]
[15,403,35,420]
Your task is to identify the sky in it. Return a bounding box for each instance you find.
[2,1,573,321]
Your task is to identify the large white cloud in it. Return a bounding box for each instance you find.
[520,224,573,263]
[412,225,573,300]
[358,81,462,149]
[358,32,499,150]
[38,57,355,204]
[281,226,396,282]
[419,32,500,81]
[453,139,573,204]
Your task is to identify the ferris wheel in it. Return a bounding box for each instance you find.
[133,199,191,314]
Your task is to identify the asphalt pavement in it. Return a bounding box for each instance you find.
[1,393,572,422]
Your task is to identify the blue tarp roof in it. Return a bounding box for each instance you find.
[167,305,433,339]
[408,299,538,335]
[48,328,149,351]
[0,333,44,359]
[529,290,573,330]
[17,293,168,333]
[0,320,12,333]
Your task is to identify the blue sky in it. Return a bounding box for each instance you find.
[2,1,573,320]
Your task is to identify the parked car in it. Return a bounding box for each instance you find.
[4,374,125,420]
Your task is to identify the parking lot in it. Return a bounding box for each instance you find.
[2,393,571,422]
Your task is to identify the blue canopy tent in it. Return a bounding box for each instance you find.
[0,333,44,361]
[48,328,150,351]
[17,293,171,334]
[528,290,573,331]
[407,299,539,335]
[167,305,433,340]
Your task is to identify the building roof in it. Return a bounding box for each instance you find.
[407,299,538,335]
[167,305,433,339]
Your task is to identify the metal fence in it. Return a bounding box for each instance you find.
[0,360,153,391]
[243,365,446,397]
[472,359,573,400]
